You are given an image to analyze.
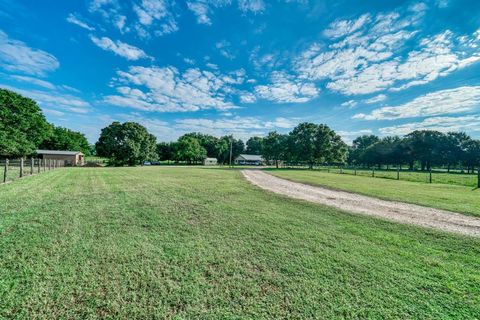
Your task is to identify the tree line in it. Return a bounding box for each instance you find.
[3,88,480,171]
[0,89,91,158]
[153,123,349,168]
[348,131,480,173]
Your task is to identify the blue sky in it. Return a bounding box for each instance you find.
[1,0,480,143]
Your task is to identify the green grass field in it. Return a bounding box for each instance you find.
[267,169,480,217]
[1,167,479,318]
[314,167,478,187]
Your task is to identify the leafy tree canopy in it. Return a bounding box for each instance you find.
[95,122,157,166]
[0,89,52,157]
[40,126,91,155]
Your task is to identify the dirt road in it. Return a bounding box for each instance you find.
[242,170,480,237]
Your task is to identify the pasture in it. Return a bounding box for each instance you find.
[1,167,479,318]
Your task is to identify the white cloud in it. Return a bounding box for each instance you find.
[239,91,256,103]
[133,0,178,36]
[216,40,236,59]
[238,0,265,13]
[187,0,266,26]
[379,115,480,136]
[187,1,214,25]
[183,57,195,65]
[323,14,371,39]
[340,100,357,108]
[105,65,244,112]
[66,13,95,31]
[9,75,55,90]
[1,84,90,114]
[364,94,386,104]
[175,116,295,140]
[337,129,373,144]
[0,30,59,76]
[254,71,319,103]
[90,35,152,61]
[296,7,480,96]
[354,86,480,120]
[114,15,128,32]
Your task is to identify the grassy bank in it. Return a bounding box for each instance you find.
[267,168,480,217]
[1,167,479,318]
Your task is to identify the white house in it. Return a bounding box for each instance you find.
[203,157,218,166]
[234,154,263,166]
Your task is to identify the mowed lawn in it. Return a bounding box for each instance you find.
[0,167,479,319]
[268,169,480,218]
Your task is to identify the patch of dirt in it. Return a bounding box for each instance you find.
[242,170,480,237]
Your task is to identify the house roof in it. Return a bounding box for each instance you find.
[204,157,217,161]
[36,149,84,156]
[236,154,263,161]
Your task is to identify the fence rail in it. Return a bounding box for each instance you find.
[1,158,65,184]
[281,163,480,188]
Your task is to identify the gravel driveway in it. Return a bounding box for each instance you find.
[242,170,480,237]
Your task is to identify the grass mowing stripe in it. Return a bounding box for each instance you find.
[0,167,479,318]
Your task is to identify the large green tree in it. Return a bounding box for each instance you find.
[0,89,52,157]
[95,122,157,166]
[40,126,90,155]
[289,123,347,168]
[246,136,264,155]
[174,136,207,164]
[262,131,287,168]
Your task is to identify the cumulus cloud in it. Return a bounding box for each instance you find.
[175,116,295,139]
[353,86,480,120]
[254,71,319,103]
[105,65,246,112]
[379,115,480,136]
[66,13,95,31]
[90,35,152,60]
[0,30,59,76]
[133,0,178,37]
[296,7,480,95]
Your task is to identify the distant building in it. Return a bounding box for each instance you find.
[203,157,218,166]
[234,154,263,166]
[36,150,85,166]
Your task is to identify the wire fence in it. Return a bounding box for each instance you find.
[280,163,480,188]
[1,158,65,184]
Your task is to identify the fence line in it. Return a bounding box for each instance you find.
[281,163,480,188]
[1,158,65,184]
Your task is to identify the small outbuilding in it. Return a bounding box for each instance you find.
[203,157,218,166]
[36,150,85,166]
[234,154,263,166]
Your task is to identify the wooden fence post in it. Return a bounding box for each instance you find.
[477,166,480,188]
[429,168,432,183]
[354,167,357,176]
[372,168,375,178]
[30,157,34,175]
[48,159,51,170]
[397,166,400,180]
[3,159,8,183]
[38,158,41,173]
[43,158,46,172]
[20,158,24,178]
